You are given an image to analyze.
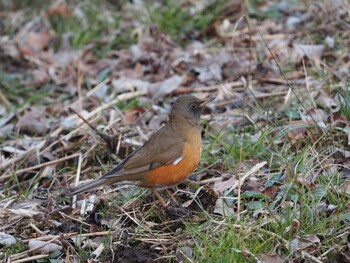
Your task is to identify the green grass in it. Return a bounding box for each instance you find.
[338,84,350,121]
[1,243,26,258]
[0,70,69,108]
[143,0,225,45]
[193,96,350,261]
[192,224,256,262]
[47,1,122,52]
[189,161,349,261]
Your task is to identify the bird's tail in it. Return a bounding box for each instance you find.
[68,177,108,196]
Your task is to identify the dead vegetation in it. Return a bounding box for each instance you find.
[0,0,350,262]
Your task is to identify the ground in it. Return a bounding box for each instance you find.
[0,0,350,262]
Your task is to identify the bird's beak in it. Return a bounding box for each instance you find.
[199,96,215,107]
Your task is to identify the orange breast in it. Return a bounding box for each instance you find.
[143,138,202,188]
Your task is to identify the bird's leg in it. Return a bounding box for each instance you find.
[151,188,167,208]
[165,189,178,204]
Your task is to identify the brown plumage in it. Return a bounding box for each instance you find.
[68,95,214,206]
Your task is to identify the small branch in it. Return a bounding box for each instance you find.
[0,88,11,108]
[10,236,60,260]
[22,231,111,243]
[69,107,119,151]
[226,161,267,195]
[72,153,82,209]
[11,254,49,263]
[0,153,80,180]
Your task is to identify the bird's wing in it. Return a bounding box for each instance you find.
[103,125,185,178]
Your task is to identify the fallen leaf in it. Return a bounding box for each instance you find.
[213,176,238,194]
[213,198,235,216]
[0,232,17,246]
[261,253,285,263]
[300,108,328,129]
[122,106,145,124]
[92,243,105,259]
[28,240,62,253]
[1,146,26,154]
[25,27,54,52]
[148,75,183,97]
[293,44,324,62]
[289,235,320,253]
[18,108,49,135]
[45,2,71,17]
[339,180,350,196]
[193,63,222,83]
[32,69,50,87]
[263,185,280,199]
[112,78,149,94]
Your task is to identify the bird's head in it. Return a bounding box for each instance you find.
[169,95,215,126]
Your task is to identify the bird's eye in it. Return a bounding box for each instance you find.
[190,103,198,109]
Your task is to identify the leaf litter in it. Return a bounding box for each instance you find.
[0,0,350,262]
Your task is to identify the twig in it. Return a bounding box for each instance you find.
[0,153,80,180]
[1,90,145,172]
[58,211,92,227]
[10,236,60,260]
[117,206,141,226]
[86,78,110,97]
[69,107,118,151]
[22,231,111,243]
[29,223,43,235]
[0,88,11,107]
[226,161,267,195]
[0,126,64,171]
[301,251,324,263]
[11,254,49,263]
[72,153,82,209]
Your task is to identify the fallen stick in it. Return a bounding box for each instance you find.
[0,153,80,181]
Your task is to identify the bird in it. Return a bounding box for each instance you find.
[68,95,214,207]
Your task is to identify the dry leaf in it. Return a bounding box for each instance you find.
[18,108,49,135]
[32,69,50,87]
[300,108,328,128]
[0,232,17,246]
[45,2,71,17]
[122,106,145,124]
[213,176,238,194]
[213,198,235,216]
[263,185,280,199]
[148,75,183,97]
[293,44,324,62]
[339,180,350,195]
[261,253,285,263]
[112,78,149,93]
[25,27,53,52]
[289,235,320,253]
[28,240,62,253]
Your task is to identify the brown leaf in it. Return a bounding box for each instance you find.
[289,235,320,253]
[32,69,50,87]
[242,179,264,192]
[261,253,285,263]
[339,180,350,196]
[263,185,280,199]
[45,2,71,17]
[122,106,145,124]
[213,176,238,194]
[25,27,54,52]
[18,108,49,135]
[0,40,22,60]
